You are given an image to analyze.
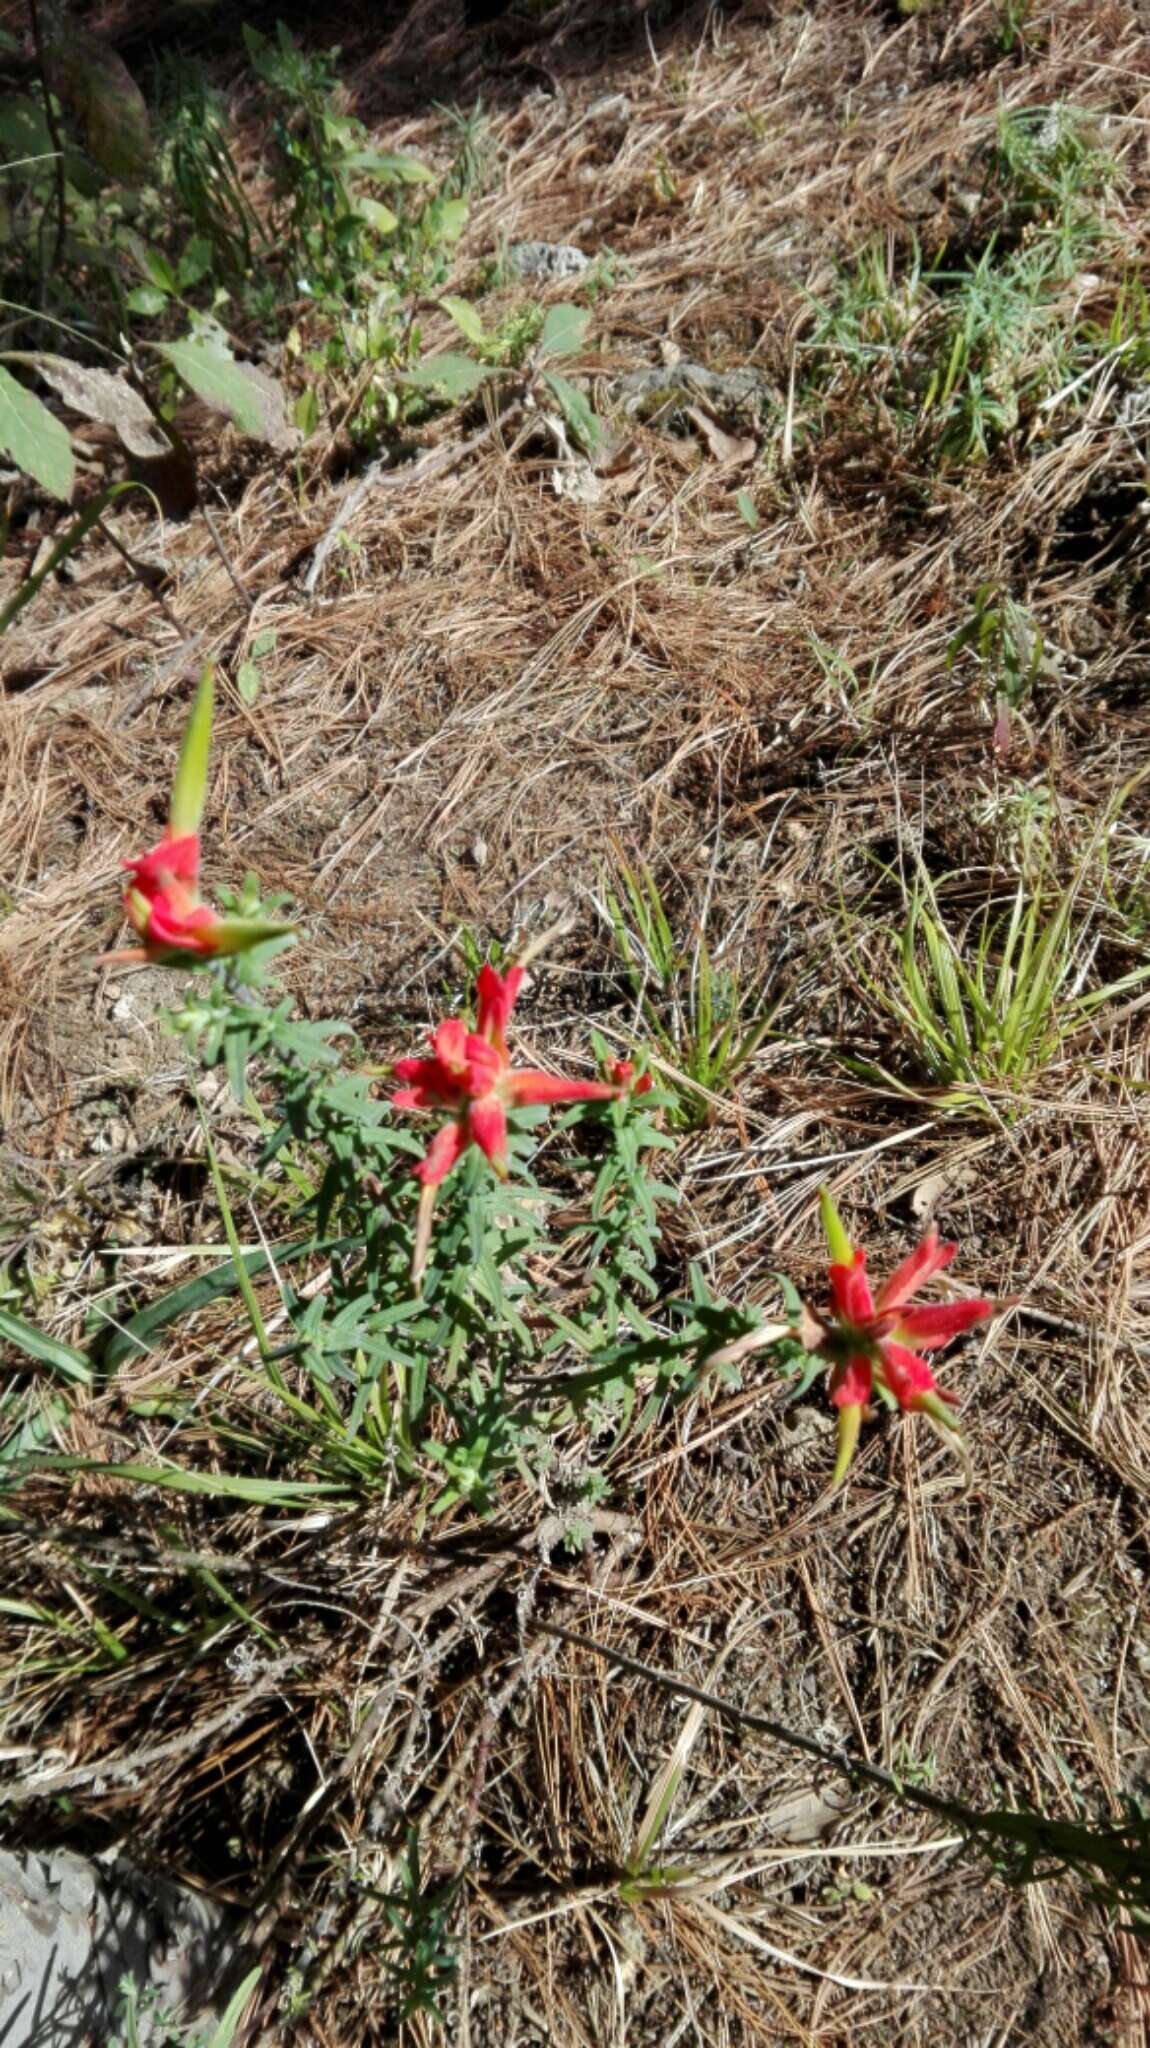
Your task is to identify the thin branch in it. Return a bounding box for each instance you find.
[26,0,68,279]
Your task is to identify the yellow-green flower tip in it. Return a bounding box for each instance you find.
[819,1185,854,1266]
[830,1402,863,1490]
[168,664,215,838]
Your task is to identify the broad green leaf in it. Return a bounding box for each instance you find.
[41,12,152,185]
[541,369,601,452]
[126,286,169,318]
[439,295,486,346]
[156,337,295,447]
[436,198,469,243]
[0,366,74,501]
[144,248,177,292]
[736,488,759,531]
[541,302,590,359]
[294,386,320,438]
[169,663,214,836]
[345,147,433,184]
[400,352,490,399]
[236,661,260,705]
[0,94,52,168]
[178,236,214,289]
[354,196,398,235]
[251,628,277,659]
[0,1308,90,1385]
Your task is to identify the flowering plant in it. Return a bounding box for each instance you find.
[812,1187,996,1487]
[392,962,638,1279]
[100,666,293,966]
[86,672,1007,1523]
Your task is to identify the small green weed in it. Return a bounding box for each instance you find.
[850,854,1150,1110]
[377,1830,460,2025]
[109,1966,260,2048]
[946,582,1048,746]
[993,103,1116,267]
[798,106,1122,465]
[602,858,774,1129]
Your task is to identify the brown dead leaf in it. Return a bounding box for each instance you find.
[30,357,169,461]
[682,403,756,466]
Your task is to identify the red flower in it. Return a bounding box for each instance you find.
[102,830,290,965]
[98,666,293,968]
[815,1189,995,1488]
[606,1058,654,1095]
[119,831,223,961]
[393,965,636,1283]
[393,965,622,1187]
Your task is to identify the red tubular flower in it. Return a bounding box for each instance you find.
[393,966,622,1187]
[815,1189,995,1489]
[393,964,635,1282]
[118,831,222,961]
[606,1058,654,1095]
[104,830,289,965]
[98,666,293,968]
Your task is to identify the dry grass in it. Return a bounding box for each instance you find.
[3,0,1150,2042]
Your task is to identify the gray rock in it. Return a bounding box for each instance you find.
[507,241,590,282]
[614,362,777,430]
[585,93,632,127]
[0,1848,239,2046]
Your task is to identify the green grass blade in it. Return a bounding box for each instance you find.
[0,1308,91,1385]
[196,1092,273,1366]
[206,1968,263,2048]
[92,1237,332,1371]
[30,1458,348,1503]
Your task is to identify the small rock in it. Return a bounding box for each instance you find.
[0,1848,242,2047]
[615,362,776,432]
[507,241,590,282]
[586,92,631,126]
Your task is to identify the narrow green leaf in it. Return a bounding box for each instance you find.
[92,1236,348,1372]
[207,914,296,957]
[439,295,486,346]
[819,1187,853,1265]
[541,370,601,452]
[33,1458,347,1503]
[0,1309,90,1385]
[168,664,214,836]
[0,365,74,500]
[0,481,147,635]
[206,1967,263,2048]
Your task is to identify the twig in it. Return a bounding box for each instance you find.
[199,498,255,612]
[302,411,519,597]
[26,0,67,281]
